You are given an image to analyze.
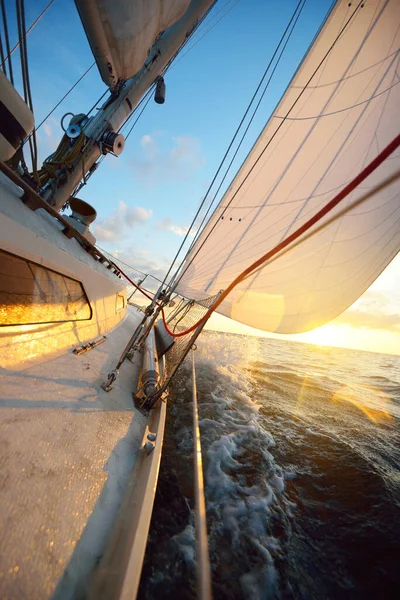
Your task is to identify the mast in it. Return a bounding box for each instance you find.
[42,0,215,211]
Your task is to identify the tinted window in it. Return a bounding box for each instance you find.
[0,250,92,325]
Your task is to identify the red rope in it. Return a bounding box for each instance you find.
[111,263,156,303]
[113,134,399,338]
[161,132,400,338]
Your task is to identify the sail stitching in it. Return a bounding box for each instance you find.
[174,133,400,335]
[160,0,307,293]
[172,0,366,291]
[185,0,308,262]
[186,39,399,282]
[201,1,388,291]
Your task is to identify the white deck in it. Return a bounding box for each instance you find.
[0,307,147,599]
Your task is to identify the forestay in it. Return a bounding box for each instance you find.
[176,0,400,334]
[75,0,190,87]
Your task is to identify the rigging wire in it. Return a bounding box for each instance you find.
[158,0,306,293]
[160,132,400,337]
[162,1,217,74]
[176,3,339,278]
[187,0,307,257]
[1,0,55,67]
[118,0,222,140]
[171,0,364,291]
[16,0,39,182]
[87,88,108,116]
[58,2,237,198]
[124,90,154,141]
[34,63,96,133]
[118,85,154,137]
[0,0,14,84]
[110,134,400,337]
[0,32,6,78]
[171,0,243,70]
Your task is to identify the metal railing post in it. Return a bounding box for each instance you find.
[128,274,147,301]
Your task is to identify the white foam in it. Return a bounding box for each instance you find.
[171,522,196,566]
[240,542,279,600]
[271,473,285,494]
[183,332,292,595]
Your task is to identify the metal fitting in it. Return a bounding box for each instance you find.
[101,130,125,155]
[66,124,82,139]
[143,441,155,455]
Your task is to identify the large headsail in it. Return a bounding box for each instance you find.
[75,0,191,87]
[175,0,400,334]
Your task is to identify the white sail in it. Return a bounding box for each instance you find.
[75,0,191,87]
[176,0,400,334]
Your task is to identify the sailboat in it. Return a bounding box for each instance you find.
[0,0,399,598]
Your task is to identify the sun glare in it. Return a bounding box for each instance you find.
[332,385,392,424]
[206,312,400,356]
[300,325,345,348]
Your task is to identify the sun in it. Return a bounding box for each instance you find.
[299,324,350,349]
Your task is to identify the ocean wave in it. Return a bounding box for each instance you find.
[140,332,400,600]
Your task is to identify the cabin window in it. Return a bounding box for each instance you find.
[0,249,92,326]
[116,293,125,312]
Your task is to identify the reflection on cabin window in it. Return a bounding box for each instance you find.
[116,293,125,312]
[0,249,92,326]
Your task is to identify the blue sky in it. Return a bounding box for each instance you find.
[7,0,400,353]
[16,0,335,270]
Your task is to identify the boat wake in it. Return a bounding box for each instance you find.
[139,332,400,600]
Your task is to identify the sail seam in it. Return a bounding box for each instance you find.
[160,0,307,292]
[164,133,400,337]
[172,0,366,291]
[203,1,388,292]
[275,77,400,120]
[184,0,308,261]
[187,46,399,280]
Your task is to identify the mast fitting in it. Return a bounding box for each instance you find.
[100,130,125,155]
[154,76,166,104]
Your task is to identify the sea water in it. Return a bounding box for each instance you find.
[139,331,400,600]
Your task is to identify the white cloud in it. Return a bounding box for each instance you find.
[335,290,400,332]
[36,117,60,163]
[157,217,196,237]
[132,133,205,186]
[110,248,170,290]
[93,201,152,242]
[335,309,400,331]
[170,224,189,236]
[141,134,153,147]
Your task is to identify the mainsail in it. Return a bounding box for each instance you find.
[175,0,400,334]
[75,0,191,87]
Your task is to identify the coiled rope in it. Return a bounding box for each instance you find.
[37,114,87,187]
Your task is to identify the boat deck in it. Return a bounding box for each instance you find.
[0,307,146,599]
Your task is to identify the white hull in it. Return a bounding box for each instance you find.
[0,173,165,598]
[0,172,128,371]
